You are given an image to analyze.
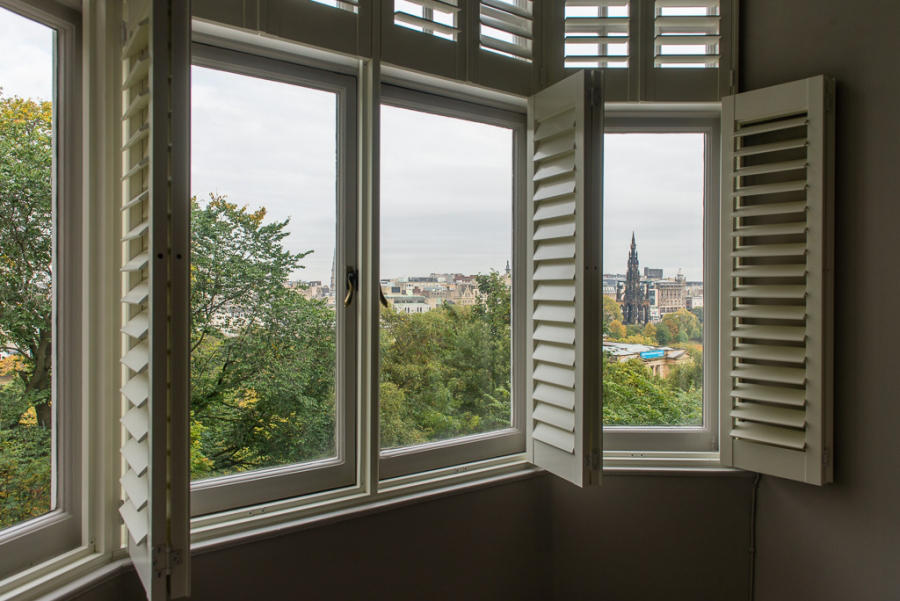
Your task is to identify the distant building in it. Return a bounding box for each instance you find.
[385,295,431,314]
[604,341,690,378]
[644,267,663,279]
[656,279,686,316]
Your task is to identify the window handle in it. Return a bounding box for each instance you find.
[344,268,358,307]
[379,288,389,309]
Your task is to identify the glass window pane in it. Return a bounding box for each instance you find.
[379,105,513,450]
[190,66,338,479]
[602,133,705,427]
[0,7,56,530]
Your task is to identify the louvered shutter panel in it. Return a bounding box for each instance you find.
[526,70,603,487]
[393,0,460,40]
[564,0,630,69]
[720,75,834,485]
[120,1,191,599]
[653,0,720,68]
[479,0,534,61]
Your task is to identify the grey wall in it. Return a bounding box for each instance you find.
[68,476,551,601]
[741,1,900,600]
[548,473,754,601]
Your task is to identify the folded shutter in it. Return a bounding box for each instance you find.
[526,70,603,487]
[120,1,190,598]
[720,75,835,485]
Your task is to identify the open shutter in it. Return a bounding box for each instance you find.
[720,75,834,485]
[526,70,603,487]
[120,1,191,599]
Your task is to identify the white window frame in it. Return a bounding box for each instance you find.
[601,103,720,454]
[0,0,83,579]
[376,83,527,479]
[187,43,359,516]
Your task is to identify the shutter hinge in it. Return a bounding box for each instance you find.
[152,545,184,579]
[152,544,169,579]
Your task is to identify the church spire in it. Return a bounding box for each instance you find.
[623,232,649,325]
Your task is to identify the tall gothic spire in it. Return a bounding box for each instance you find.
[623,232,649,325]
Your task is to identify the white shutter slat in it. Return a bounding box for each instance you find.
[122,405,150,441]
[733,200,807,218]
[730,305,806,320]
[731,402,806,429]
[534,134,576,162]
[122,311,150,339]
[533,302,576,323]
[721,77,834,485]
[731,243,807,258]
[122,438,150,476]
[533,423,576,453]
[122,282,150,305]
[730,422,806,451]
[534,342,577,366]
[732,264,807,278]
[119,499,149,546]
[534,198,577,222]
[120,2,191,598]
[534,261,577,281]
[527,70,602,487]
[734,159,807,177]
[533,362,576,389]
[731,383,806,407]
[122,468,149,510]
[122,373,151,407]
[730,285,807,299]
[534,177,576,202]
[533,382,576,410]
[534,323,576,345]
[731,325,806,343]
[734,180,807,198]
[735,115,807,137]
[731,344,806,364]
[534,238,576,261]
[732,364,807,386]
[122,91,150,121]
[534,219,576,240]
[534,402,577,431]
[534,282,576,302]
[122,341,150,373]
[393,11,457,36]
[534,109,577,141]
[731,222,807,237]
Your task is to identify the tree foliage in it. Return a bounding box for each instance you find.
[0,94,54,528]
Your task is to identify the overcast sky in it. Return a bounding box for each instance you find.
[2,6,703,284]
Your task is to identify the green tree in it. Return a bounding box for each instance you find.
[0,94,54,528]
[607,319,626,339]
[0,94,53,428]
[189,195,337,477]
[602,296,623,335]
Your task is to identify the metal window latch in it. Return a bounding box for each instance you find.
[344,268,358,307]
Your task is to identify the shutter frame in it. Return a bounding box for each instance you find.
[119,1,191,599]
[719,75,834,485]
[526,70,603,487]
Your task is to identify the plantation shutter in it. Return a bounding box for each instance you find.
[720,75,834,485]
[526,70,603,487]
[479,0,534,61]
[120,1,191,599]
